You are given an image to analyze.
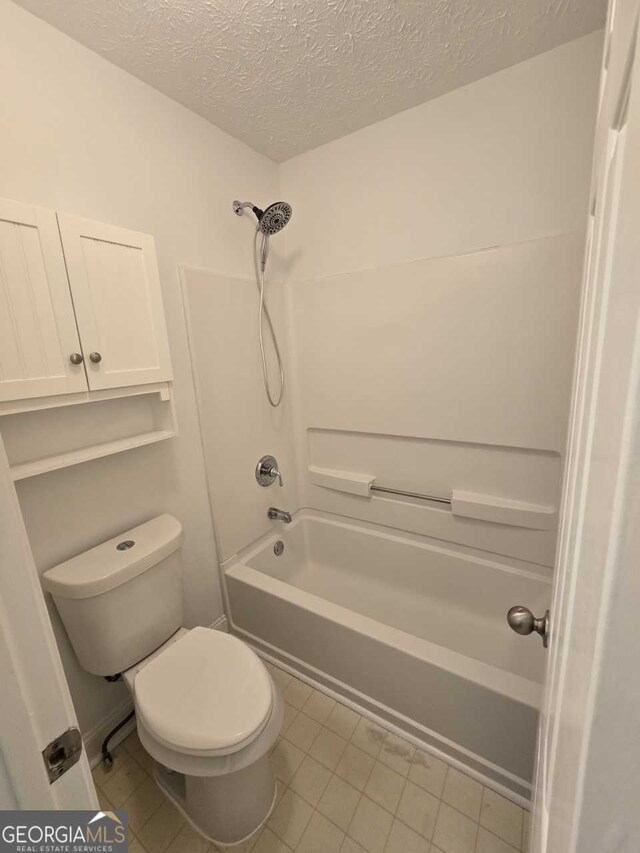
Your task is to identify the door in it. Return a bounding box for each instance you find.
[0,436,97,808]
[0,198,88,402]
[529,1,640,850]
[57,214,173,391]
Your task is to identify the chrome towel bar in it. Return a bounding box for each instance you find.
[369,484,452,506]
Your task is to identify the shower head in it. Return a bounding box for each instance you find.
[233,199,293,273]
[232,200,293,234]
[258,202,292,235]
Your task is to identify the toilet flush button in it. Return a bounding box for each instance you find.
[116,540,135,551]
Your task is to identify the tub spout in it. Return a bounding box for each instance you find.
[267,507,292,523]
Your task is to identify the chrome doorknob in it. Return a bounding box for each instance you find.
[69,353,84,365]
[89,352,102,363]
[507,606,550,648]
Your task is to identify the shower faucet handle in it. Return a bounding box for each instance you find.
[256,455,283,487]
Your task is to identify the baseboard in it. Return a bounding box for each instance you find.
[84,696,135,769]
[236,626,532,809]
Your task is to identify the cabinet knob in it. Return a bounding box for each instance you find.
[89,352,102,364]
[69,353,84,365]
[507,606,550,648]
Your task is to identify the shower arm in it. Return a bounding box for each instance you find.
[233,201,269,266]
[233,200,264,219]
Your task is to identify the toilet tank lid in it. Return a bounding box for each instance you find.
[42,515,182,600]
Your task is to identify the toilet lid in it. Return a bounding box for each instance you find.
[134,627,273,753]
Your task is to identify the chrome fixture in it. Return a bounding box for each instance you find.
[233,200,292,237]
[273,541,285,556]
[256,455,283,487]
[267,508,292,523]
[232,199,293,408]
[233,199,292,273]
[507,605,550,648]
[370,484,451,506]
[69,352,84,365]
[89,351,102,363]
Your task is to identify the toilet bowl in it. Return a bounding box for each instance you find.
[124,627,283,845]
[42,515,283,846]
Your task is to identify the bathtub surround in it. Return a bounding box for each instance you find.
[0,0,279,755]
[186,34,602,567]
[279,34,602,575]
[184,33,603,802]
[181,267,299,561]
[286,234,581,570]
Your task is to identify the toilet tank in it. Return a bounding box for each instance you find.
[43,515,183,677]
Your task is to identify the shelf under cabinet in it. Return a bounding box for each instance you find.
[10,429,175,481]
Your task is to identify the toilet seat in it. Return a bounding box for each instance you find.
[133,627,273,757]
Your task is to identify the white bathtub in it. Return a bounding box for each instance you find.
[224,510,551,800]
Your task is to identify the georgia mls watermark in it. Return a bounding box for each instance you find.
[0,811,128,853]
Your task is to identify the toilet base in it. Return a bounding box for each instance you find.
[154,756,277,847]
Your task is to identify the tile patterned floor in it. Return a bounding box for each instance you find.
[92,663,530,853]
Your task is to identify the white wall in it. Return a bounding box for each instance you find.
[0,0,278,744]
[281,32,603,281]
[279,33,602,572]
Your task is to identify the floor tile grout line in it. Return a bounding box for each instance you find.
[475,825,522,853]
[479,782,524,851]
[430,778,446,848]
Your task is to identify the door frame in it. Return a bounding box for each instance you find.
[530,1,640,848]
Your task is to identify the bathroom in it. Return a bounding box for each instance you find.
[1,0,639,851]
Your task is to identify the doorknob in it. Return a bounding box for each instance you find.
[507,606,550,648]
[89,352,102,363]
[69,353,84,365]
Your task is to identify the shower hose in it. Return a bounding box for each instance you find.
[254,227,285,408]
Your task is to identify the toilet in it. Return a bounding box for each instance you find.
[42,515,283,846]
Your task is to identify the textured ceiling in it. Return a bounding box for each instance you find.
[15,0,606,161]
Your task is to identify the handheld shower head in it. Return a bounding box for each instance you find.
[232,200,293,235]
[258,201,292,235]
[232,197,290,408]
[232,199,293,271]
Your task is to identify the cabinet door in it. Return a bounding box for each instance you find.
[0,198,88,402]
[57,214,173,391]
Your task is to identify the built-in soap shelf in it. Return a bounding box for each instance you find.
[308,465,556,530]
[1,385,175,482]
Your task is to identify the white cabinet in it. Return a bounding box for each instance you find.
[0,198,172,404]
[57,215,172,391]
[0,199,87,402]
